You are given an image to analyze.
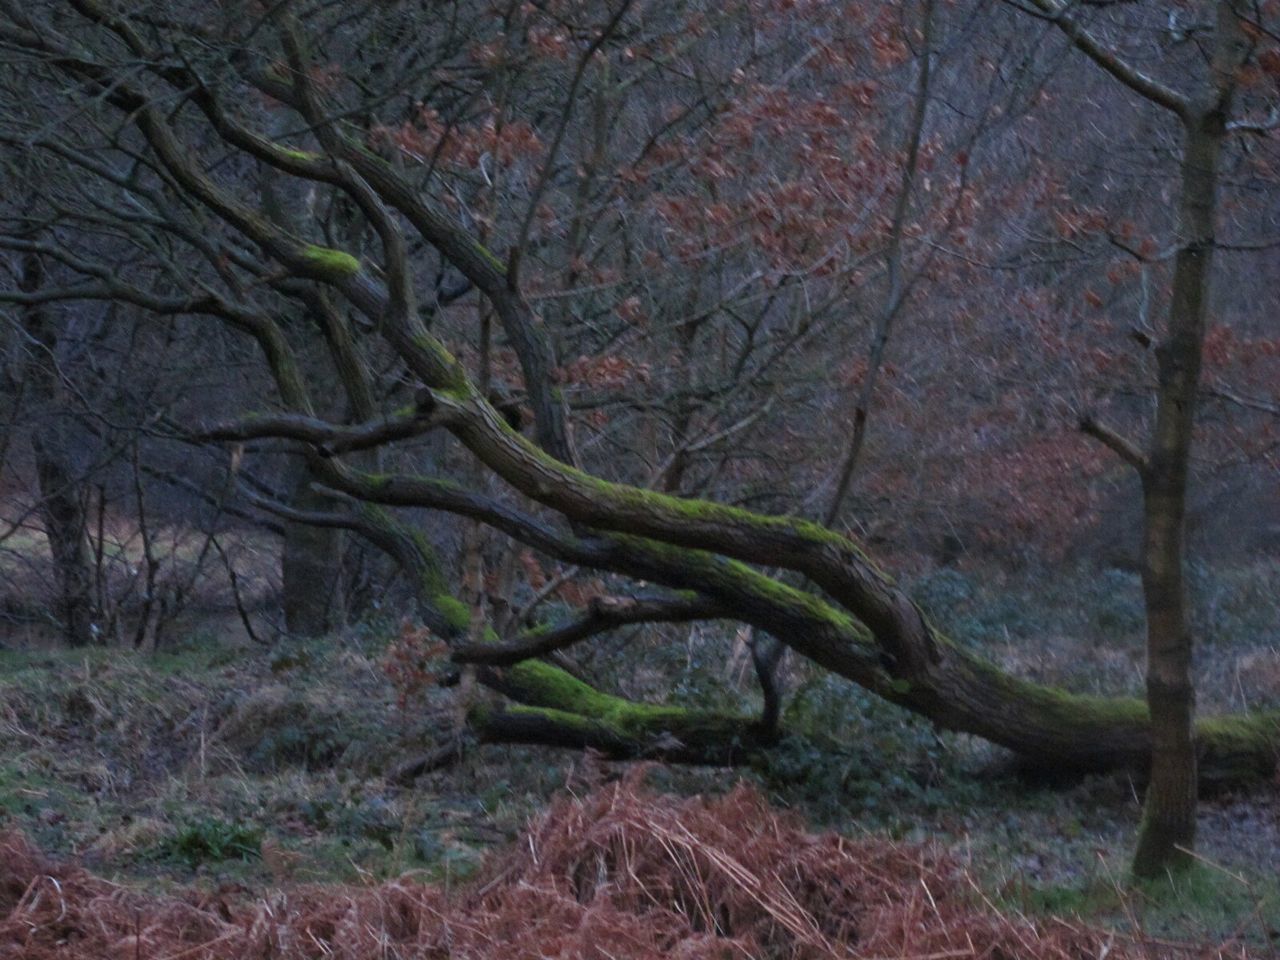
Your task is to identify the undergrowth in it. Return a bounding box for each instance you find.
[4,773,1273,959]
[157,818,263,869]
[0,559,1276,950]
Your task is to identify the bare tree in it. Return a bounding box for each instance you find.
[1021,0,1262,877]
[1,0,1277,876]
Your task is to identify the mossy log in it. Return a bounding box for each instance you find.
[470,653,1279,785]
[471,660,776,765]
[27,17,1273,795]
[343,493,1280,789]
[850,639,1280,789]
[468,704,774,765]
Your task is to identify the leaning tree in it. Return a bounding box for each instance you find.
[1,0,1278,879]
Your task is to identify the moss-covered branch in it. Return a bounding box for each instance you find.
[25,6,1278,792]
[317,465,1280,786]
[472,660,775,764]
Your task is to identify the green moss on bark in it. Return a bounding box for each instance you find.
[1195,712,1280,744]
[472,241,507,274]
[964,652,1151,727]
[476,405,887,572]
[409,336,470,392]
[503,660,695,734]
[276,146,321,162]
[1196,712,1280,785]
[433,594,471,633]
[301,244,361,279]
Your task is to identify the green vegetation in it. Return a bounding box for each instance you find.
[300,243,361,278]
[433,593,472,632]
[1,560,1276,944]
[0,631,555,885]
[1008,865,1280,946]
[157,818,263,868]
[470,239,507,274]
[503,659,708,729]
[273,145,321,163]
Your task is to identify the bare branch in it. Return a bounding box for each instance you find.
[453,593,726,666]
[1227,106,1280,134]
[1020,0,1193,117]
[509,0,634,287]
[266,16,577,465]
[1080,413,1148,473]
[196,406,451,453]
[1203,386,1280,416]
[826,0,936,527]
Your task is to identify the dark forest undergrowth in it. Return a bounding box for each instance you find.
[1,561,1278,956]
[3,772,1276,960]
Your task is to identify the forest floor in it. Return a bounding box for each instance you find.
[0,560,1278,957]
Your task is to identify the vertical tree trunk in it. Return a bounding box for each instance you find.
[1132,130,1209,871]
[281,462,346,637]
[32,434,96,646]
[18,250,96,647]
[1131,2,1243,877]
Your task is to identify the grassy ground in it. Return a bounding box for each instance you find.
[1,560,1277,949]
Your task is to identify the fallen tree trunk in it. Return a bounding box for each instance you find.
[14,16,1274,793]
[309,445,1280,790]
[475,647,1278,786]
[883,646,1280,788]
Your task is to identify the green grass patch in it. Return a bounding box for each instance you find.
[1003,862,1280,947]
[155,818,263,869]
[1134,864,1280,943]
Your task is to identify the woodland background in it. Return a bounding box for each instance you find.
[0,1,1278,956]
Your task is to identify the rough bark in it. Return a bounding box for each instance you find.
[31,435,95,646]
[281,465,346,637]
[258,491,771,769]
[1130,1,1246,879]
[18,250,96,647]
[330,459,1280,786]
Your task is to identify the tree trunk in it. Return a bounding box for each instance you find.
[32,436,96,646]
[1131,137,1209,875]
[1131,1,1245,879]
[18,250,96,647]
[326,454,1280,788]
[28,3,1273,797]
[281,465,346,637]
